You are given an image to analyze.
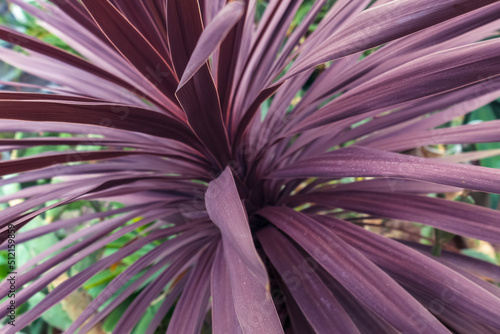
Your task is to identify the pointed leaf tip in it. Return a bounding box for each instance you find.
[178,0,245,90]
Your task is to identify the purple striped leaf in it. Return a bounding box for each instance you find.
[280,0,498,82]
[258,226,360,333]
[285,190,500,244]
[258,206,449,333]
[269,146,500,194]
[206,167,284,334]
[313,214,500,329]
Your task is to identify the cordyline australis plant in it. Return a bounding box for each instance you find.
[1,0,500,332]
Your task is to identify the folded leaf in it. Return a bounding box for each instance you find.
[206,167,283,334]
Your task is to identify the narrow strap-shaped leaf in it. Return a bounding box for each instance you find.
[144,274,187,334]
[80,0,179,104]
[178,0,245,88]
[0,154,205,190]
[287,190,500,244]
[438,149,500,164]
[313,214,500,329]
[401,241,500,283]
[0,47,146,107]
[322,178,461,195]
[369,120,500,151]
[232,84,282,149]
[0,25,139,98]
[48,0,111,45]
[206,167,267,280]
[270,0,327,78]
[206,167,284,334]
[217,1,249,120]
[296,0,372,53]
[2,205,166,293]
[306,3,500,117]
[258,206,450,333]
[211,242,244,334]
[107,0,170,58]
[107,244,204,333]
[258,226,360,333]
[0,213,197,334]
[198,0,225,25]
[314,265,399,333]
[0,100,197,145]
[269,146,500,194]
[277,86,472,164]
[288,38,500,134]
[275,275,316,334]
[0,179,139,244]
[75,241,202,333]
[165,242,216,334]
[0,150,138,178]
[0,206,135,248]
[280,0,498,82]
[169,0,231,165]
[233,0,302,116]
[166,0,203,77]
[335,81,500,149]
[223,241,285,334]
[9,0,181,113]
[175,71,231,165]
[402,281,500,333]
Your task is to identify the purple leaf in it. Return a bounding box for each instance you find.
[313,214,500,329]
[287,38,500,134]
[206,167,284,334]
[211,243,243,334]
[81,0,179,105]
[259,206,449,333]
[178,0,245,88]
[269,146,500,194]
[258,226,360,333]
[286,190,500,244]
[169,0,231,164]
[166,242,216,334]
[280,0,498,81]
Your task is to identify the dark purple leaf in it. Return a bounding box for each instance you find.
[286,190,500,244]
[206,167,284,334]
[259,206,449,333]
[81,0,179,106]
[280,0,498,81]
[211,243,243,334]
[313,214,500,329]
[258,226,360,333]
[269,146,500,194]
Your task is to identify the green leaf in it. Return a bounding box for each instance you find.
[28,292,73,330]
[102,293,138,332]
[70,249,102,277]
[431,229,455,257]
[132,300,163,334]
[83,269,120,289]
[461,249,497,265]
[17,216,60,268]
[24,318,45,334]
[0,251,9,279]
[420,225,433,245]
